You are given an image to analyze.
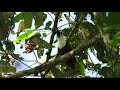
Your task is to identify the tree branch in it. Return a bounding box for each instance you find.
[8,34,101,78]
[42,12,60,77]
[46,12,60,61]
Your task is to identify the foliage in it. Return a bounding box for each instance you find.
[1,12,120,78]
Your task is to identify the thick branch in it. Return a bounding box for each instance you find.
[8,35,101,78]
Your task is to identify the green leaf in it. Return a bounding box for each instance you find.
[14,12,33,29]
[37,47,44,59]
[10,53,23,60]
[111,31,120,47]
[38,38,54,49]
[26,32,54,49]
[23,12,33,28]
[102,24,120,32]
[17,20,25,36]
[42,33,47,37]
[0,73,3,78]
[13,13,23,23]
[76,59,85,75]
[4,40,15,52]
[14,29,35,43]
[32,12,47,28]
[0,65,16,73]
[7,66,16,73]
[45,21,52,30]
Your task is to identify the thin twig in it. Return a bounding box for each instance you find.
[69,12,70,27]
[66,12,75,21]
[18,60,32,69]
[87,53,93,63]
[24,62,38,70]
[32,51,39,63]
[58,23,70,28]
[47,12,54,21]
[19,60,37,62]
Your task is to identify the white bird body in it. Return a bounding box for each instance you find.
[57,35,66,49]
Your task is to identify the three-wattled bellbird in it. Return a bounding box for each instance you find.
[56,29,75,69]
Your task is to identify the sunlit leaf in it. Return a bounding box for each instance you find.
[111,31,120,47]
[14,29,35,43]
[13,13,23,22]
[76,58,85,75]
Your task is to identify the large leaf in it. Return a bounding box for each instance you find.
[13,13,23,23]
[111,31,120,47]
[39,38,54,49]
[14,29,35,43]
[32,12,47,29]
[14,12,33,29]
[23,12,33,28]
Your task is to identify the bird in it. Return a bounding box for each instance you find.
[56,29,75,70]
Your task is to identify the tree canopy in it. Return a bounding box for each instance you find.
[0,12,120,78]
